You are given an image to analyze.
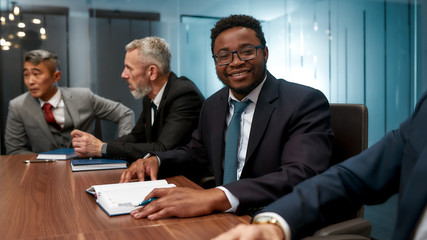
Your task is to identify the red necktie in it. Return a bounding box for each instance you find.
[42,103,61,130]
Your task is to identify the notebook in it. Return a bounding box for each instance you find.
[86,180,176,216]
[37,148,78,160]
[71,158,128,172]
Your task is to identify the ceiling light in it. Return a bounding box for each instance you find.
[13,5,20,16]
[32,18,41,24]
[9,13,15,21]
[17,31,25,38]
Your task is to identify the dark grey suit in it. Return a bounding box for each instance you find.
[156,71,333,214]
[5,87,134,155]
[258,92,427,239]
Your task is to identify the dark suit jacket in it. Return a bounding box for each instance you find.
[5,88,134,155]
[106,72,204,162]
[156,71,332,214]
[259,92,427,240]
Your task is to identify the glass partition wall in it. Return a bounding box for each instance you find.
[0,0,424,238]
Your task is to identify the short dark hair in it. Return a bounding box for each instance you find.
[210,14,266,54]
[24,49,60,74]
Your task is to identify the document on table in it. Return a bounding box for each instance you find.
[86,179,175,216]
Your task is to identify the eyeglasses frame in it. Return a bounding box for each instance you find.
[212,45,265,66]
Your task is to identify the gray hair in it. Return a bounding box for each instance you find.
[125,37,171,74]
[24,49,60,74]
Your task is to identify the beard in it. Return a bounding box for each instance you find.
[131,84,152,99]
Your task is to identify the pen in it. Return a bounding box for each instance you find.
[24,159,57,163]
[137,197,159,206]
[118,197,159,207]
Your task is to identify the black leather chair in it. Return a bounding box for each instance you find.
[303,103,371,240]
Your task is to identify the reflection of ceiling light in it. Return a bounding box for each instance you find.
[40,27,46,35]
[32,18,41,24]
[2,46,10,51]
[41,34,47,40]
[18,22,26,28]
[0,16,5,25]
[8,34,14,39]
[17,31,26,38]
[9,13,15,21]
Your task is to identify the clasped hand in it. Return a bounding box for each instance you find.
[71,129,104,157]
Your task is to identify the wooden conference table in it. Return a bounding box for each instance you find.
[0,154,250,239]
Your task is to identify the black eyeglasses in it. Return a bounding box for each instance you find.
[212,45,264,66]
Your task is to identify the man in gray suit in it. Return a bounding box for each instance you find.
[5,49,134,155]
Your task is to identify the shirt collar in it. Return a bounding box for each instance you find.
[152,81,167,108]
[228,74,267,105]
[39,88,62,108]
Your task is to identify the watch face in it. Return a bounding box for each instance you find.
[254,216,277,224]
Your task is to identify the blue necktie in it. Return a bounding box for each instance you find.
[223,100,250,185]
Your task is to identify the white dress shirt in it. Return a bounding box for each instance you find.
[38,88,65,128]
[217,75,267,213]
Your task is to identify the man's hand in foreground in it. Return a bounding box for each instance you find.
[71,129,104,157]
[211,223,284,240]
[130,187,231,220]
[120,156,159,182]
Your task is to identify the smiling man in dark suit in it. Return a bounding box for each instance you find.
[71,37,204,164]
[213,91,427,240]
[120,14,332,219]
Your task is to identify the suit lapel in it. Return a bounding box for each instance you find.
[24,94,57,146]
[143,97,153,142]
[393,146,427,239]
[393,103,427,239]
[158,72,174,112]
[62,88,79,128]
[211,89,229,185]
[246,73,278,161]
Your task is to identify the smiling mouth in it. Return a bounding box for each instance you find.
[229,70,250,77]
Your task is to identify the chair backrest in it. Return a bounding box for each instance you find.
[329,104,369,166]
[309,104,371,238]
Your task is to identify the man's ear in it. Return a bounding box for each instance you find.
[147,65,158,81]
[53,71,61,83]
[263,46,269,62]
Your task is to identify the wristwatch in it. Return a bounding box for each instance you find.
[101,143,107,157]
[253,215,280,226]
[252,215,286,239]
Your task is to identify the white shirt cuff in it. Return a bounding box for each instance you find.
[253,212,291,240]
[216,186,239,213]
